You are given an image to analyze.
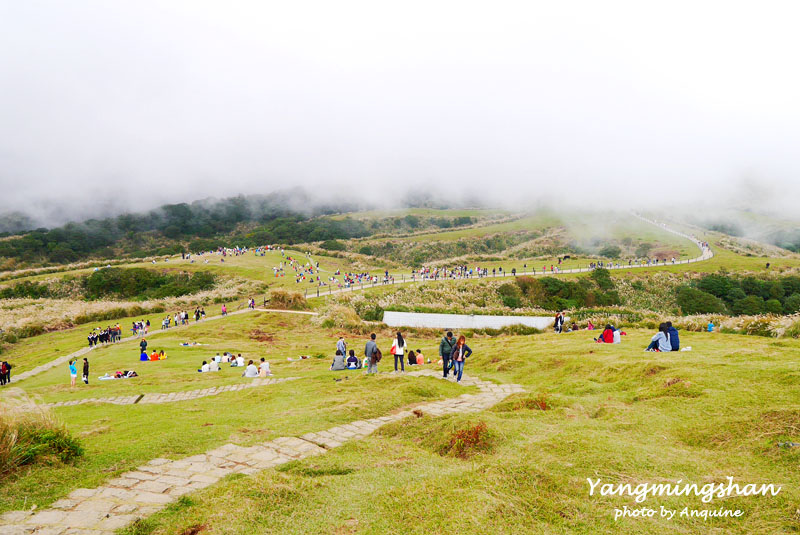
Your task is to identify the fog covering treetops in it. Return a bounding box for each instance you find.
[0,190,481,265]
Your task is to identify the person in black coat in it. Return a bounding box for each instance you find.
[449,336,473,383]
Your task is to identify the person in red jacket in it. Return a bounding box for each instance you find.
[595,325,615,343]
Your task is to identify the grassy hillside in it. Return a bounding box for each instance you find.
[1,206,799,535]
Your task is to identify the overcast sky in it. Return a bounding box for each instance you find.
[1,1,800,223]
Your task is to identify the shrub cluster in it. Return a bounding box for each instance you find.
[497,269,620,311]
[677,273,800,316]
[267,289,308,310]
[84,268,216,300]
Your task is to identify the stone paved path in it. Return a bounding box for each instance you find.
[10,308,317,385]
[43,377,299,408]
[0,370,524,534]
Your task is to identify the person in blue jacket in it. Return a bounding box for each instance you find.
[666,321,680,351]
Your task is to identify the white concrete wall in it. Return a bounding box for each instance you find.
[382,311,557,330]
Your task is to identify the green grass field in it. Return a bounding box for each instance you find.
[101,327,800,534]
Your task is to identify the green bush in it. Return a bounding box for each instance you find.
[84,268,216,300]
[676,286,728,315]
[354,302,385,321]
[497,283,523,308]
[765,298,783,314]
[0,281,52,299]
[697,274,736,299]
[598,245,621,258]
[320,240,346,251]
[784,294,800,314]
[635,243,653,257]
[590,268,615,291]
[732,295,765,316]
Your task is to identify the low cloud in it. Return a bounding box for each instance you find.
[2,1,800,226]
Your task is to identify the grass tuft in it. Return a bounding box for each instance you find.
[440,421,493,459]
[0,389,83,479]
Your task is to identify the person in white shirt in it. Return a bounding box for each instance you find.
[209,360,219,371]
[259,358,271,376]
[243,360,259,378]
[391,332,406,373]
[236,354,245,367]
[198,361,210,373]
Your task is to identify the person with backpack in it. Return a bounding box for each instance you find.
[0,361,8,385]
[666,321,680,351]
[449,336,473,383]
[391,332,406,373]
[439,331,456,379]
[364,333,380,374]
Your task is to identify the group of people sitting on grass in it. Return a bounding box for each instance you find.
[645,322,680,352]
[594,325,624,344]
[140,350,167,361]
[330,349,363,370]
[198,355,271,377]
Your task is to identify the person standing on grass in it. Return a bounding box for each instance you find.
[554,312,565,333]
[391,332,406,373]
[140,338,147,355]
[0,361,8,385]
[449,336,472,383]
[82,358,89,385]
[439,331,456,378]
[336,336,347,356]
[365,333,379,374]
[69,360,77,387]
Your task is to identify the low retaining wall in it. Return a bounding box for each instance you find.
[382,311,557,330]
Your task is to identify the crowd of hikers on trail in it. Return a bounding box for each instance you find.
[88,325,122,346]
